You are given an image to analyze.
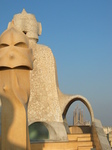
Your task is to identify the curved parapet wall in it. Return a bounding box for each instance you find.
[62,95,94,123]
[29,121,67,141]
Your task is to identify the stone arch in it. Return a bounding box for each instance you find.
[63,95,94,123]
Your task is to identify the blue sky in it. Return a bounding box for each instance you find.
[0,1,112,126]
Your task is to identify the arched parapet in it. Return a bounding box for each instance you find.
[62,95,94,123]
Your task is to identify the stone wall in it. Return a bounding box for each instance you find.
[92,119,111,150]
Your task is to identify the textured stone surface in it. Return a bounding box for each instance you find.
[28,41,68,141]
[8,9,42,42]
[28,42,63,123]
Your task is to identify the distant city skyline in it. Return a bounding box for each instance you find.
[0,1,112,126]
